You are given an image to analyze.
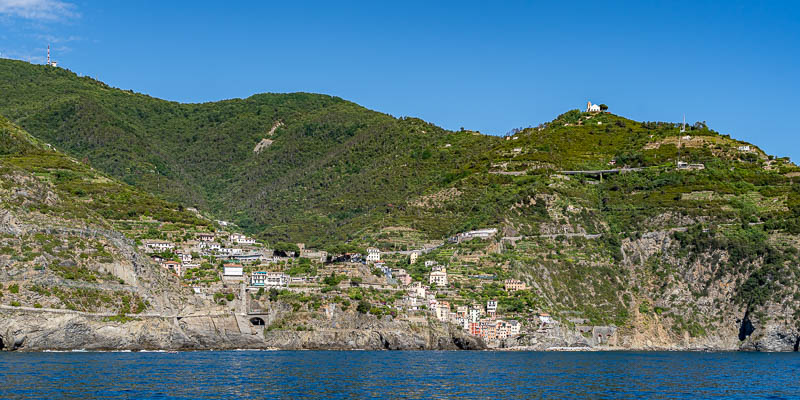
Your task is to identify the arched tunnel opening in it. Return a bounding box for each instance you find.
[250,317,265,326]
[0,336,5,351]
[794,336,799,352]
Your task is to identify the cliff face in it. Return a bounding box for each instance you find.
[611,230,800,352]
[0,306,484,352]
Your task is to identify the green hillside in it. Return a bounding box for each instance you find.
[0,59,500,244]
[3,58,800,248]
[3,59,800,347]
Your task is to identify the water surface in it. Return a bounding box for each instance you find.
[1,351,798,399]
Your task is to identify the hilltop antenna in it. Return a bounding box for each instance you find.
[676,114,685,167]
[47,45,50,65]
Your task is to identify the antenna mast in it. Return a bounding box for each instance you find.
[676,114,685,167]
[47,45,50,65]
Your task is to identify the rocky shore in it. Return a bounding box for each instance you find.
[0,307,485,352]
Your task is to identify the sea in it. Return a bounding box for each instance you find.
[1,350,798,399]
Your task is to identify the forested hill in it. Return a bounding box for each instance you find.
[2,58,800,248]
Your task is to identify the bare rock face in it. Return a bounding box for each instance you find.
[498,325,590,350]
[0,306,485,352]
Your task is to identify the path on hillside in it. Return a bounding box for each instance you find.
[0,304,231,319]
[557,167,643,175]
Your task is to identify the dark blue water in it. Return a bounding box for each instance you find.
[1,351,798,399]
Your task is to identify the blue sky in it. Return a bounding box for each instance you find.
[1,1,799,160]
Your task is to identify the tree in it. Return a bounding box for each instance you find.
[599,104,609,111]
[357,300,371,314]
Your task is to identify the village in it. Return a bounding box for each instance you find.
[138,225,574,346]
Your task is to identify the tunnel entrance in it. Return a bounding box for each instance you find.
[250,317,265,326]
[794,336,799,352]
[0,336,5,351]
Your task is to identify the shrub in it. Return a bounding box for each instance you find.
[356,300,370,314]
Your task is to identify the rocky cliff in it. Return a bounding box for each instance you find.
[0,306,484,352]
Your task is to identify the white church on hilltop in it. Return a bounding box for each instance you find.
[586,101,601,113]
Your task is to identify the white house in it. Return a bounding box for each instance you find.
[508,320,521,336]
[199,242,221,251]
[424,260,437,268]
[230,233,256,245]
[410,281,427,298]
[409,251,420,265]
[366,247,381,262]
[738,145,751,152]
[586,101,601,112]
[219,247,243,255]
[250,271,289,287]
[487,299,498,314]
[449,228,498,243]
[406,296,421,311]
[429,268,448,287]
[469,306,482,322]
[143,240,174,253]
[177,252,192,263]
[196,233,215,242]
[435,301,450,321]
[223,264,244,281]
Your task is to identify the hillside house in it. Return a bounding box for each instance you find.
[199,242,221,252]
[250,271,289,287]
[449,228,498,243]
[219,247,243,256]
[222,264,244,281]
[424,260,437,268]
[487,299,498,314]
[481,319,497,341]
[504,279,526,292]
[496,320,510,340]
[196,233,215,242]
[508,320,521,336]
[161,260,180,269]
[677,161,705,170]
[429,268,448,287]
[177,252,192,263]
[586,101,601,112]
[409,251,420,265]
[229,233,255,245]
[181,262,200,270]
[143,240,174,253]
[366,247,381,262]
[469,306,482,322]
[738,145,751,152]
[405,296,421,311]
[410,281,427,298]
[393,269,412,286]
[436,301,451,321]
[469,321,482,336]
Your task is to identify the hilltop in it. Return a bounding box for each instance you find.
[2,59,800,351]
